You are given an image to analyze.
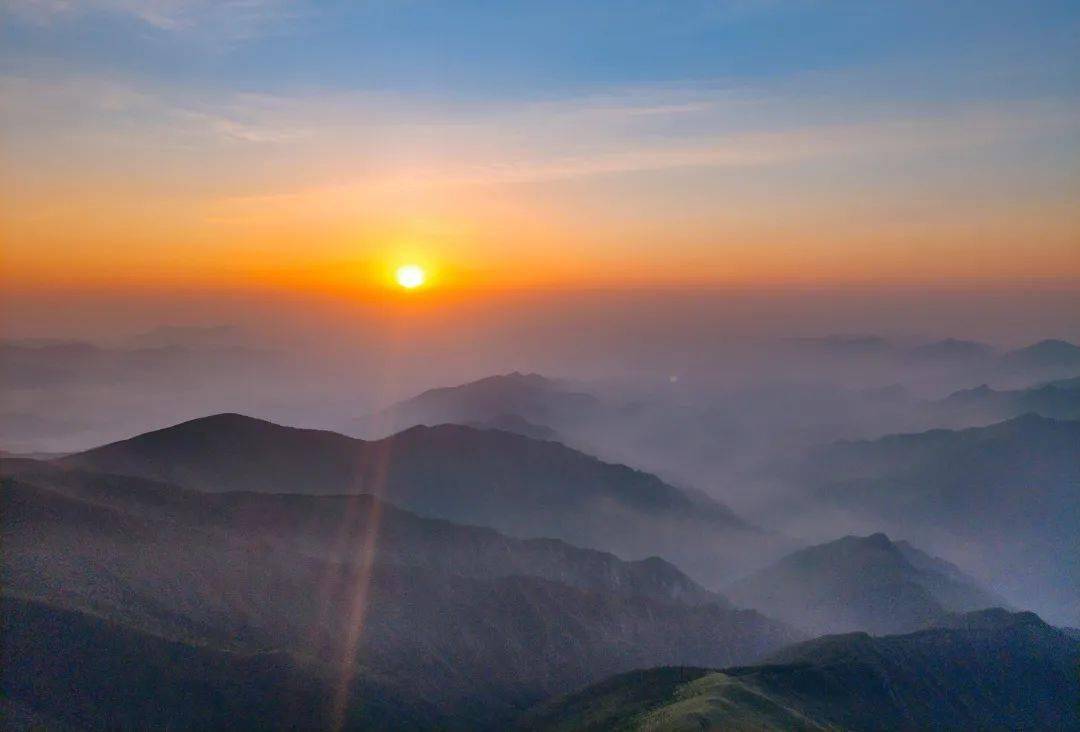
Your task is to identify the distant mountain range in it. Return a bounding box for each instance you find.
[344,342,1080,490]
[912,337,1080,387]
[789,335,1080,376]
[998,338,1080,372]
[58,413,778,586]
[1,461,797,728]
[932,377,1080,423]
[522,609,1080,730]
[4,457,721,607]
[351,372,599,439]
[790,414,1080,625]
[725,533,1005,636]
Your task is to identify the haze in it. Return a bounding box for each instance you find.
[2,2,1079,730]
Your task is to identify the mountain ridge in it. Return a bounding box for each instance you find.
[2,466,799,727]
[522,608,1080,731]
[56,413,773,587]
[724,533,1003,636]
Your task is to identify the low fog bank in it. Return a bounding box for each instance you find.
[4,287,1079,624]
[4,286,1079,454]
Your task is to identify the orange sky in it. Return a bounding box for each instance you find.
[3,2,1079,303]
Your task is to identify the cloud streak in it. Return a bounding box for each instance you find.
[4,0,298,41]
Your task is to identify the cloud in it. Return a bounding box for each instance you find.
[4,67,1078,252]
[4,0,298,41]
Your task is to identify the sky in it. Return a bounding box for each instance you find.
[1,0,1079,339]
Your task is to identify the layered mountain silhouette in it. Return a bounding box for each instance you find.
[932,378,1080,423]
[4,458,719,607]
[522,609,1080,730]
[351,372,596,439]
[58,414,775,586]
[999,338,1080,372]
[2,462,797,727]
[724,533,1004,635]
[466,412,562,441]
[793,414,1080,624]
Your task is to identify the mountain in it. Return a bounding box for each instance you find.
[2,464,797,727]
[791,415,1080,624]
[466,413,562,441]
[999,338,1080,372]
[724,533,1004,636]
[353,372,597,438]
[933,380,1080,423]
[1,595,432,730]
[3,458,719,607]
[1046,375,1080,390]
[58,414,771,586]
[521,609,1080,731]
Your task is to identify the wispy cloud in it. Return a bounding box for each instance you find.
[6,71,1076,190]
[4,0,298,41]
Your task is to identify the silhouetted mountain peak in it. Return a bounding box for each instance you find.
[168,412,273,434]
[793,532,906,567]
[1000,338,1080,368]
[57,414,757,583]
[725,533,1003,636]
[1025,338,1079,352]
[863,531,892,546]
[414,371,557,400]
[359,371,602,442]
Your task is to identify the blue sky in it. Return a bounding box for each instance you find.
[5,1,1077,99]
[2,1,1078,292]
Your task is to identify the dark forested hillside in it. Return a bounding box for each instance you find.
[57,414,778,586]
[522,609,1080,731]
[1,465,797,728]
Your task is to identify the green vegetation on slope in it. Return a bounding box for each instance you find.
[522,609,1080,731]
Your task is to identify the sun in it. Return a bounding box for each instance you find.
[395,264,426,289]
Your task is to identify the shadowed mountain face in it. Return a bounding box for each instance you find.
[1,595,433,731]
[3,459,720,607]
[782,415,1080,625]
[1,464,797,728]
[521,609,1080,731]
[58,414,778,587]
[466,413,562,442]
[724,533,1004,636]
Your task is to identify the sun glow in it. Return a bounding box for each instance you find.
[395,264,426,289]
